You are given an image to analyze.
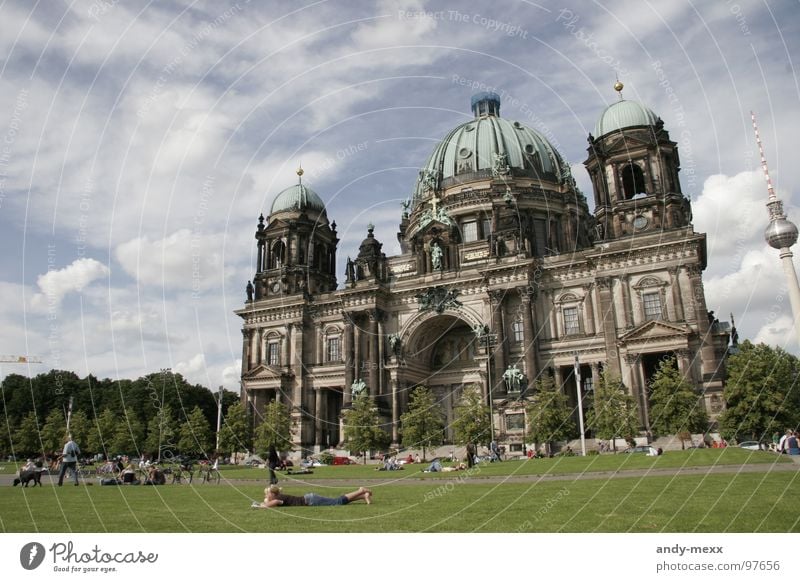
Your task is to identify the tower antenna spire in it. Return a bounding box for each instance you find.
[751,111,776,202]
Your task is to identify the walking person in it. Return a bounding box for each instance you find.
[57,434,81,486]
[466,442,476,468]
[787,431,800,456]
[267,444,280,485]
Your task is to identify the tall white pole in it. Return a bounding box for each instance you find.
[574,354,586,456]
[215,386,223,453]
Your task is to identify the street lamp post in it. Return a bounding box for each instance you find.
[574,354,587,456]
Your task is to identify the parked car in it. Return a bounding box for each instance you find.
[738,441,761,451]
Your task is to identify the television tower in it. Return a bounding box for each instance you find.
[752,112,800,346]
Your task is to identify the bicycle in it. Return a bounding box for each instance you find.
[197,463,221,484]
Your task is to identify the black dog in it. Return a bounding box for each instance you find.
[13,469,42,487]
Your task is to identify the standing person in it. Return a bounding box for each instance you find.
[57,434,81,486]
[787,432,800,456]
[466,442,476,468]
[267,444,280,485]
[779,430,791,454]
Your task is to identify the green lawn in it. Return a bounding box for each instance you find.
[220,448,788,481]
[1,464,797,533]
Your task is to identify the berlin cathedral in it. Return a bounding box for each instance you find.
[236,85,731,455]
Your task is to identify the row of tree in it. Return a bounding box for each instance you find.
[3,341,797,460]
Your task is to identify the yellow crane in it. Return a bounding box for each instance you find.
[0,355,43,364]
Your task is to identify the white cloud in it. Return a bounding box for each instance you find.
[30,258,110,310]
[115,229,225,289]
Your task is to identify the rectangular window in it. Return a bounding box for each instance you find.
[643,292,663,321]
[563,307,581,335]
[462,220,478,242]
[326,337,341,362]
[268,342,280,366]
[506,414,524,431]
[512,320,524,343]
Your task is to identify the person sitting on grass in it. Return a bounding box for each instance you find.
[145,466,166,485]
[252,485,372,508]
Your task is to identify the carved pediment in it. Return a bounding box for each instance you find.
[603,133,653,154]
[618,320,690,344]
[242,364,284,381]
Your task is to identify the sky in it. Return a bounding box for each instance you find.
[0,0,798,391]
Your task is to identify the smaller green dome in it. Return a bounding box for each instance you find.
[594,100,659,138]
[270,183,326,216]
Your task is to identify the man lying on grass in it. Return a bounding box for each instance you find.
[252,485,373,508]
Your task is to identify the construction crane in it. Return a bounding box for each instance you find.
[0,355,43,364]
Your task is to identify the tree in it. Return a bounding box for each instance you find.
[68,410,91,453]
[400,386,445,461]
[586,370,639,452]
[648,357,708,449]
[87,409,117,456]
[218,402,250,457]
[40,408,67,453]
[451,385,491,448]
[14,411,41,457]
[178,406,213,457]
[526,375,577,455]
[144,404,178,461]
[253,400,293,456]
[718,341,800,443]
[343,394,390,463]
[112,408,145,456]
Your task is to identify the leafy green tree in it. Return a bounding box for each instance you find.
[400,386,445,461]
[586,370,639,452]
[719,341,800,443]
[451,385,491,448]
[648,357,708,448]
[253,400,293,456]
[343,394,390,463]
[87,409,117,456]
[218,402,250,457]
[178,406,213,457]
[40,408,67,453]
[68,410,91,454]
[14,411,41,457]
[112,408,145,456]
[144,404,178,461]
[526,375,577,455]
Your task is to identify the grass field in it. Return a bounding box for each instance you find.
[1,450,797,533]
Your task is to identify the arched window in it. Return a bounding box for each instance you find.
[621,163,646,199]
[271,240,286,268]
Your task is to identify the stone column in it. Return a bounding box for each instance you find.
[547,290,558,340]
[553,365,564,392]
[353,319,362,385]
[686,265,715,378]
[315,323,324,365]
[390,376,400,445]
[369,310,380,394]
[520,288,539,383]
[669,267,685,321]
[344,317,354,406]
[675,348,692,382]
[624,353,649,431]
[291,324,304,404]
[596,277,620,376]
[583,283,596,335]
[281,326,290,368]
[619,275,633,328]
[314,389,323,447]
[256,241,264,274]
[489,290,507,395]
[591,362,601,392]
[242,329,251,372]
[248,330,258,368]
[377,316,385,396]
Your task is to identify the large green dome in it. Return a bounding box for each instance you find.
[594,99,659,138]
[414,93,569,201]
[269,183,326,216]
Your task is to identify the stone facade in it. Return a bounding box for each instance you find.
[236,91,730,454]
